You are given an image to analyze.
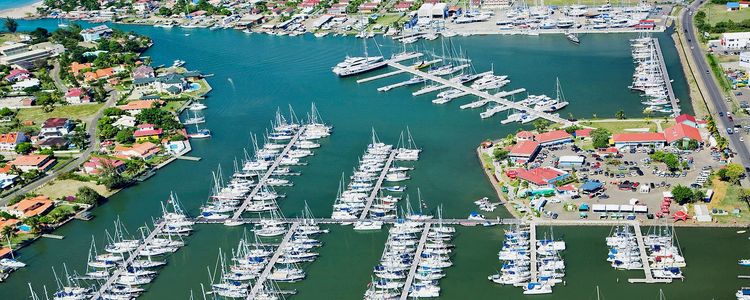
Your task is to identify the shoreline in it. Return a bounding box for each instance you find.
[0,1,42,19]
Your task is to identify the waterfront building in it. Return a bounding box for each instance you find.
[535,130,574,147]
[663,123,703,146]
[114,142,160,160]
[674,114,698,128]
[612,132,666,149]
[515,167,568,189]
[515,130,535,141]
[720,32,750,50]
[9,154,57,172]
[80,25,113,42]
[0,132,28,151]
[506,140,540,163]
[574,128,592,139]
[4,196,54,218]
[132,65,155,80]
[133,124,163,142]
[117,100,164,115]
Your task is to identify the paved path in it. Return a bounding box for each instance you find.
[359,151,396,220]
[50,61,68,94]
[399,223,431,300]
[247,222,300,299]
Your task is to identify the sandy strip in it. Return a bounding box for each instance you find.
[0,1,42,19]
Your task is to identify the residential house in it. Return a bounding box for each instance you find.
[534,130,573,147]
[70,62,92,76]
[0,218,20,230]
[112,115,136,129]
[612,132,666,150]
[40,118,74,138]
[133,124,163,142]
[9,154,56,172]
[11,78,39,91]
[663,123,703,146]
[132,65,155,80]
[37,137,69,150]
[83,157,125,175]
[0,173,18,189]
[114,142,160,160]
[393,1,413,12]
[80,25,113,42]
[117,100,163,115]
[515,167,568,189]
[64,88,92,104]
[4,69,30,82]
[4,196,54,218]
[133,73,188,94]
[83,67,115,82]
[505,140,540,163]
[0,132,28,151]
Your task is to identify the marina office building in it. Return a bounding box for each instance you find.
[720,31,750,50]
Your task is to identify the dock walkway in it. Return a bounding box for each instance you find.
[629,223,671,284]
[247,222,300,299]
[91,222,166,300]
[529,222,538,283]
[651,38,680,116]
[386,62,572,126]
[399,223,432,300]
[359,151,397,220]
[231,129,304,220]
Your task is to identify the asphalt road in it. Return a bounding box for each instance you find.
[0,89,119,205]
[681,2,750,170]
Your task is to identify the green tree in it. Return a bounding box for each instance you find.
[591,128,611,149]
[692,190,706,203]
[99,163,130,191]
[22,216,42,234]
[76,186,104,206]
[533,119,551,133]
[493,148,509,161]
[14,142,32,154]
[615,110,626,120]
[115,128,134,144]
[663,153,679,172]
[4,18,18,33]
[725,163,745,184]
[671,185,694,205]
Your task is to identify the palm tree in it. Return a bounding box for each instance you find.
[1,228,15,243]
[4,18,18,33]
[615,110,626,120]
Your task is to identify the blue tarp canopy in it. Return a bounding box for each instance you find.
[581,181,603,192]
[579,203,590,211]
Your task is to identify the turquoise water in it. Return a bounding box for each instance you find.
[0,0,38,12]
[0,20,733,300]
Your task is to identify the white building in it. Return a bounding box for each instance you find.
[80,25,113,42]
[11,78,40,91]
[721,32,750,50]
[740,52,750,70]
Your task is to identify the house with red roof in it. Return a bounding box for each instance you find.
[612,132,666,150]
[393,1,413,11]
[40,118,74,138]
[65,87,91,104]
[505,140,540,163]
[0,132,27,151]
[574,128,592,139]
[515,130,535,141]
[83,157,125,175]
[674,114,697,128]
[534,130,573,146]
[117,100,164,115]
[516,167,568,188]
[4,196,54,218]
[663,123,702,145]
[9,154,56,172]
[69,62,92,76]
[114,142,160,160]
[133,124,163,142]
[4,69,29,82]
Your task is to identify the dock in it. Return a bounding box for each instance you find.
[529,222,538,283]
[359,151,397,220]
[357,70,407,84]
[41,234,64,240]
[91,222,167,300]
[628,223,672,284]
[247,222,300,299]
[386,62,572,126]
[231,129,304,220]
[175,156,201,161]
[399,223,432,300]
[195,217,521,226]
[651,38,679,116]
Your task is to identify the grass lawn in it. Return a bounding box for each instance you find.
[17,103,104,125]
[163,100,187,112]
[579,120,659,133]
[0,33,21,44]
[700,4,750,26]
[708,178,750,223]
[36,179,115,199]
[481,152,495,174]
[372,13,404,28]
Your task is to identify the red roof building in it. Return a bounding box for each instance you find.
[663,123,702,144]
[83,157,125,175]
[4,69,29,82]
[575,128,592,138]
[505,140,540,163]
[612,132,666,149]
[535,130,573,146]
[674,114,697,128]
[516,167,568,187]
[515,130,535,141]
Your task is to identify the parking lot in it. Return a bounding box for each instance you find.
[520,141,725,222]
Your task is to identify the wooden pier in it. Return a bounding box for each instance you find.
[91,222,167,300]
[231,129,304,220]
[386,62,572,126]
[247,222,300,299]
[399,223,432,300]
[359,151,397,220]
[195,217,521,226]
[357,70,407,84]
[628,223,672,284]
[529,222,538,283]
[651,38,680,116]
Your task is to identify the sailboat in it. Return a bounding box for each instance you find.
[0,234,25,269]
